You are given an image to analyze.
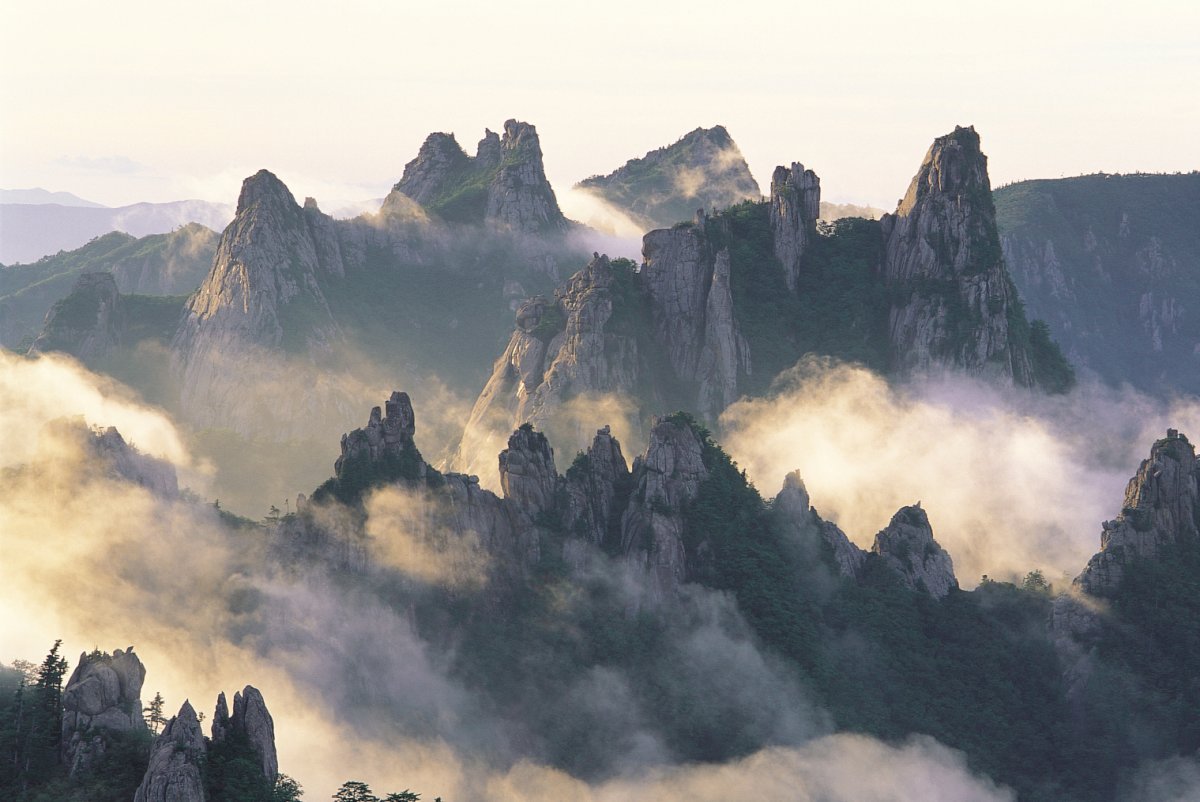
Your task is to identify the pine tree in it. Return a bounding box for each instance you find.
[143,691,167,734]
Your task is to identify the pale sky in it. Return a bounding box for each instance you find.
[2,0,1197,209]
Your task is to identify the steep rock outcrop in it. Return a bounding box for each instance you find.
[170,170,344,435]
[773,472,865,580]
[1075,429,1200,595]
[620,416,709,598]
[211,686,278,782]
[575,125,761,230]
[60,647,147,775]
[564,426,632,550]
[133,700,207,802]
[28,272,125,361]
[770,163,821,292]
[393,120,568,233]
[879,126,1035,385]
[487,120,569,233]
[499,425,559,518]
[871,505,957,598]
[642,222,751,420]
[455,254,643,475]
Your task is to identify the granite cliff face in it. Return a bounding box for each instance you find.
[457,223,754,471]
[575,125,761,230]
[133,700,207,802]
[304,393,962,602]
[996,172,1200,396]
[1075,429,1199,595]
[170,170,348,436]
[879,126,1036,384]
[456,254,644,476]
[771,473,957,597]
[642,219,751,420]
[28,272,126,361]
[870,505,958,598]
[133,685,281,802]
[461,126,1068,461]
[394,120,568,233]
[211,686,278,782]
[770,163,821,292]
[60,647,147,775]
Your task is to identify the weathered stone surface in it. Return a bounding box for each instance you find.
[60,647,147,775]
[499,425,559,518]
[211,686,278,782]
[133,700,207,802]
[28,271,125,361]
[1075,430,1199,595]
[770,163,821,292]
[879,126,1035,385]
[487,120,569,234]
[334,391,425,482]
[455,255,642,476]
[170,169,346,436]
[394,132,472,206]
[871,504,958,598]
[642,225,750,420]
[393,120,568,234]
[565,426,632,550]
[773,472,865,580]
[620,416,709,599]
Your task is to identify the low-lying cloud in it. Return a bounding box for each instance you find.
[720,358,1200,587]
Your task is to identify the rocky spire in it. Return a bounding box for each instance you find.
[28,271,126,362]
[1075,429,1200,595]
[620,415,710,599]
[453,253,644,476]
[773,472,865,580]
[170,169,343,435]
[211,686,279,782]
[393,132,471,206]
[565,426,633,550]
[642,226,751,421]
[879,126,1036,384]
[498,424,560,519]
[770,163,821,292]
[60,647,147,775]
[871,504,958,598]
[334,390,426,482]
[133,700,207,802]
[390,120,567,233]
[485,119,568,233]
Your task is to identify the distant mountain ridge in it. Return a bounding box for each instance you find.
[996,172,1200,397]
[0,199,232,264]
[0,187,105,207]
[575,125,761,230]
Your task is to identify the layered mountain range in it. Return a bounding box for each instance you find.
[996,172,1200,396]
[457,126,1072,472]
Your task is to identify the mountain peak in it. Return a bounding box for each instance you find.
[235,169,298,216]
[1076,428,1200,595]
[575,125,760,230]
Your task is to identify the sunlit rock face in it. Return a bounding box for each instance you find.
[61,647,147,775]
[871,504,958,598]
[1076,429,1200,595]
[133,700,207,802]
[879,125,1035,385]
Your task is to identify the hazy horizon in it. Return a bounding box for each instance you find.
[2,0,1197,210]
